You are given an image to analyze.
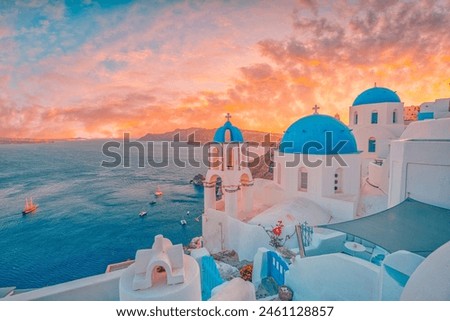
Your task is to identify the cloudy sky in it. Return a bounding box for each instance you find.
[1,0,449,139]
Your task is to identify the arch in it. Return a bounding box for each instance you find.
[334,168,343,193]
[204,174,225,211]
[368,137,376,153]
[224,142,240,170]
[238,172,254,216]
[392,109,398,123]
[354,111,358,125]
[146,261,170,288]
[225,129,232,142]
[371,110,378,124]
[298,167,308,191]
[226,147,233,169]
[240,173,251,185]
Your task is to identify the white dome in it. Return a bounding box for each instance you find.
[401,241,450,300]
[248,197,332,227]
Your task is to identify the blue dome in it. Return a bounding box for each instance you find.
[280,114,358,154]
[213,120,244,143]
[352,87,401,106]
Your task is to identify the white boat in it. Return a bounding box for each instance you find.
[22,197,38,215]
[154,186,163,196]
[180,219,187,225]
[139,211,148,217]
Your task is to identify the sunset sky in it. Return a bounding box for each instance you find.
[1,0,449,139]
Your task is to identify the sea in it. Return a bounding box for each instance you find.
[0,140,206,289]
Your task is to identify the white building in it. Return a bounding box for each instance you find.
[349,86,405,173]
[417,98,450,120]
[388,118,450,209]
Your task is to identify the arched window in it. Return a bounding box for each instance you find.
[368,137,376,153]
[354,111,358,125]
[298,167,308,191]
[334,168,343,193]
[392,109,397,123]
[226,145,234,169]
[225,129,231,142]
[371,111,378,124]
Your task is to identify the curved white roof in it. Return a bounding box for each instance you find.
[248,197,332,227]
[401,241,450,300]
[401,118,450,140]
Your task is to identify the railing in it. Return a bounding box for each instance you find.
[301,222,313,247]
[200,256,224,301]
[267,251,289,286]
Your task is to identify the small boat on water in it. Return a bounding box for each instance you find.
[22,197,38,215]
[149,201,157,205]
[139,211,148,217]
[180,219,187,225]
[154,186,163,197]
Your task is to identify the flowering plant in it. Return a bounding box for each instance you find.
[239,264,253,281]
[272,221,283,236]
[261,220,294,249]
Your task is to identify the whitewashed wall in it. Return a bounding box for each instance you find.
[2,270,123,301]
[285,253,380,300]
[389,139,450,208]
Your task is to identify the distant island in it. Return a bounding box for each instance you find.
[0,137,55,144]
[139,127,282,145]
[0,137,90,145]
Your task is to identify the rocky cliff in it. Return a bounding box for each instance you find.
[139,127,281,145]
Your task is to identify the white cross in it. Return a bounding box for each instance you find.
[225,113,232,121]
[312,104,320,114]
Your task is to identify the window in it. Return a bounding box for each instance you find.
[354,112,358,125]
[368,137,376,153]
[334,168,343,193]
[298,168,308,191]
[371,111,378,124]
[393,110,397,123]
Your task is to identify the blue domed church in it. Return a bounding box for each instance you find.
[349,86,405,177]
[273,112,362,220]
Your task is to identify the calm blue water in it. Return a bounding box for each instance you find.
[0,140,206,289]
